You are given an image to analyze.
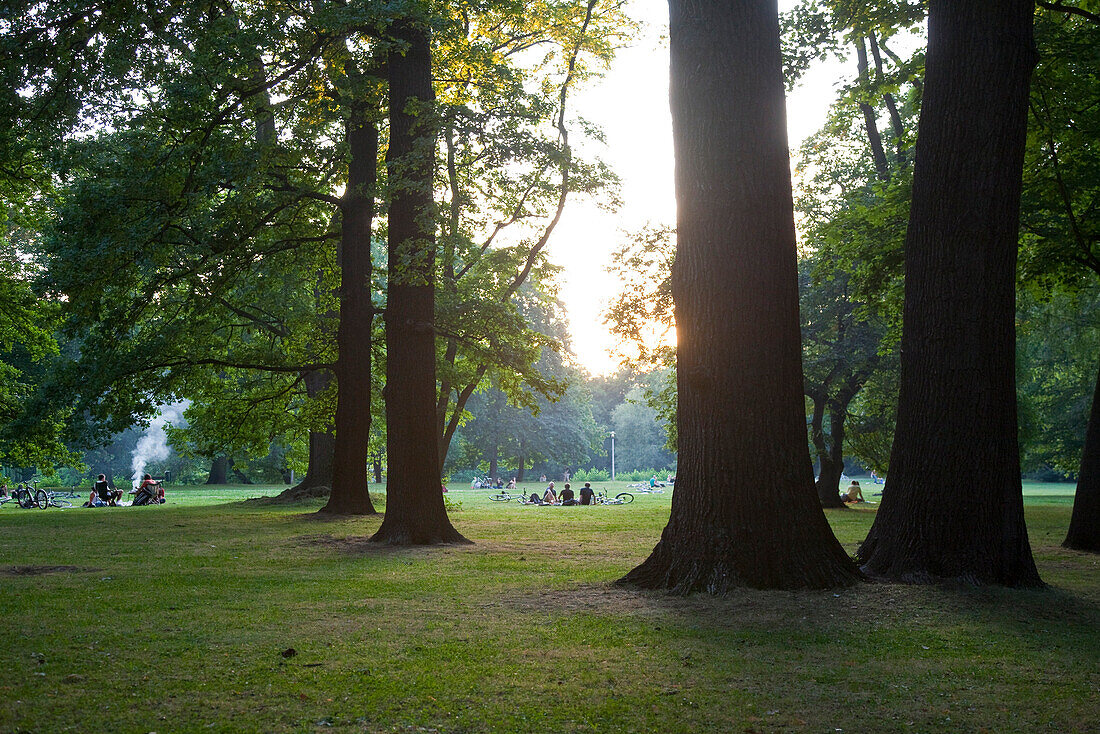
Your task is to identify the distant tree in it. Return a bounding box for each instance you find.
[620,0,859,593]
[858,0,1043,586]
[1017,3,1100,552]
[611,381,675,471]
[450,296,600,482]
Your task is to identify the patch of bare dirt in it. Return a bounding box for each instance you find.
[293,533,465,556]
[0,565,99,576]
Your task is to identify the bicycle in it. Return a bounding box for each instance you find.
[594,490,634,505]
[38,490,74,509]
[1,483,41,509]
[488,488,525,502]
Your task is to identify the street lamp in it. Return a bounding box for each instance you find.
[609,431,616,480]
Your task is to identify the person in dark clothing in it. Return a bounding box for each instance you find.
[94,474,121,506]
[560,484,577,505]
[579,482,595,505]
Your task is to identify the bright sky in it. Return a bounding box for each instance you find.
[549,0,851,375]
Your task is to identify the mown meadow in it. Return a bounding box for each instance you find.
[1,480,1096,733]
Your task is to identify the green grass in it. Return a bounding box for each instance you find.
[1,481,1096,733]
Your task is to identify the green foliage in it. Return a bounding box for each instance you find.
[611,380,675,471]
[0,226,73,468]
[1020,3,1100,287]
[570,467,609,482]
[1017,284,1100,476]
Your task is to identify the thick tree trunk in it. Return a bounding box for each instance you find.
[372,456,383,485]
[620,0,860,593]
[516,454,526,483]
[206,456,229,485]
[858,0,1042,586]
[323,96,379,516]
[1064,360,1100,551]
[372,22,468,545]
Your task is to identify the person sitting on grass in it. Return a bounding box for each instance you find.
[840,480,865,504]
[579,482,595,505]
[542,481,558,505]
[560,484,577,506]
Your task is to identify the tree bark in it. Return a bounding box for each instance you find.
[372,21,468,544]
[206,456,229,485]
[858,0,1043,586]
[619,0,860,593]
[810,394,846,507]
[372,455,383,485]
[488,447,499,485]
[1064,360,1100,551]
[294,370,335,491]
[868,32,906,166]
[856,37,891,182]
[323,93,380,515]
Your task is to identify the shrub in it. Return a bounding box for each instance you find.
[572,468,609,482]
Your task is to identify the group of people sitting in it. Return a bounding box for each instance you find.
[525,481,596,506]
[470,477,507,490]
[82,473,165,507]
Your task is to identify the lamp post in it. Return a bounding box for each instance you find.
[609,431,616,480]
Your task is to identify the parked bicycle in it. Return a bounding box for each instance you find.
[38,490,74,509]
[0,485,36,509]
[594,490,634,505]
[488,488,527,502]
[627,482,664,494]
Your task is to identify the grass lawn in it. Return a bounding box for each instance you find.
[1,480,1096,733]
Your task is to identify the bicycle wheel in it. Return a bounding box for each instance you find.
[615,492,634,504]
[35,488,49,509]
[53,499,73,508]
[17,489,35,509]
[489,494,511,501]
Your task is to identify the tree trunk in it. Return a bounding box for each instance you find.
[323,93,379,516]
[372,455,383,485]
[810,394,846,507]
[488,448,499,485]
[868,32,907,166]
[372,21,468,545]
[206,456,229,485]
[230,460,251,484]
[858,0,1043,586]
[1064,360,1100,551]
[620,0,860,593]
[292,370,335,493]
[856,37,890,182]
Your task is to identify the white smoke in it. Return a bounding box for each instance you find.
[131,400,190,487]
